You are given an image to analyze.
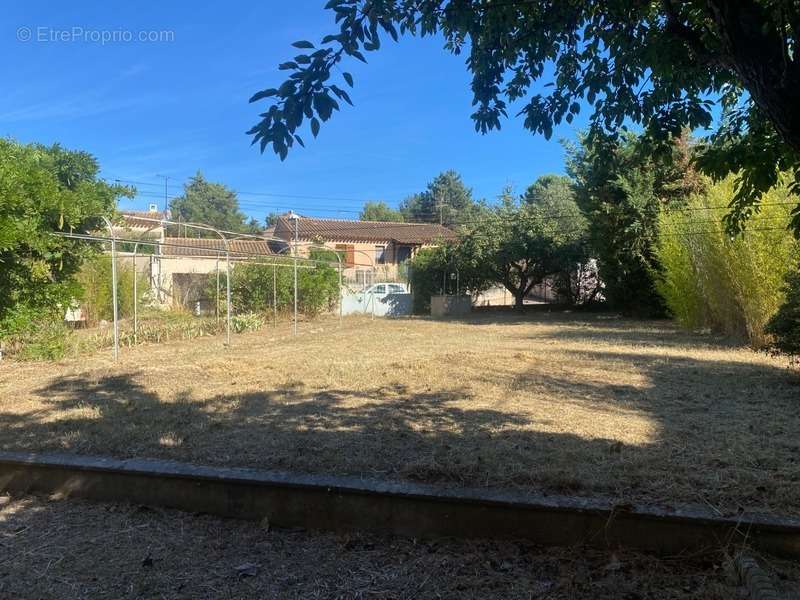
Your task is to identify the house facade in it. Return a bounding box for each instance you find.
[109,210,456,310]
[114,229,275,311]
[272,214,457,285]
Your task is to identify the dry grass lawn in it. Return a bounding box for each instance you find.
[1,310,798,516]
[2,493,781,599]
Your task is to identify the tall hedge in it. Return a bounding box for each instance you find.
[655,176,799,346]
[225,256,340,318]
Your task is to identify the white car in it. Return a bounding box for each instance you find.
[363,282,408,295]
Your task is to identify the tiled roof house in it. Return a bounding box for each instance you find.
[272,214,456,273]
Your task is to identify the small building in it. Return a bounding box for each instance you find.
[272,214,457,285]
[152,237,274,309]
[118,207,169,241]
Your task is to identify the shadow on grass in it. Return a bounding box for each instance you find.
[0,337,798,516]
[435,308,743,350]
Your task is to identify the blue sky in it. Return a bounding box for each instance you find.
[4,1,592,222]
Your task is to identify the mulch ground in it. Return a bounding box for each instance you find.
[6,493,799,599]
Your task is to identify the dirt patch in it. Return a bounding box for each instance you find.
[1,493,776,599]
[1,312,798,516]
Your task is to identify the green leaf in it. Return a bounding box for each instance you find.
[330,85,353,106]
[249,88,278,103]
[343,72,354,87]
[292,40,314,49]
[310,117,320,138]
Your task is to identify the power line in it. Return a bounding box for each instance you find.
[113,177,374,206]
[113,176,799,230]
[120,176,799,219]
[154,175,170,212]
[133,187,799,221]
[127,189,796,234]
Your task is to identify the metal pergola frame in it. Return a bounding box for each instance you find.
[53,214,355,360]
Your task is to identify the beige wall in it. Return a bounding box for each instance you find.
[295,240,421,282]
[148,256,221,307]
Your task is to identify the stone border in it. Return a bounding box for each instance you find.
[0,451,798,557]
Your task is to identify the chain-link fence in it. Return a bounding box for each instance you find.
[51,215,349,360]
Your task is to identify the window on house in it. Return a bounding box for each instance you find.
[375,245,387,264]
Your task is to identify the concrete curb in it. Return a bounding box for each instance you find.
[1,451,798,557]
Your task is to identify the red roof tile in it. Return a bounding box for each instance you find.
[120,211,169,229]
[160,237,273,257]
[273,216,457,244]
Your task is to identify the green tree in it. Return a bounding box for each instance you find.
[0,138,129,338]
[170,172,252,235]
[248,0,800,234]
[359,200,404,222]
[522,174,599,303]
[523,174,574,208]
[76,254,146,325]
[245,217,263,234]
[567,132,705,315]
[411,184,590,310]
[399,170,482,226]
[466,187,589,308]
[766,266,800,359]
[408,244,464,314]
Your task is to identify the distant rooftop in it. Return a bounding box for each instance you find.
[160,237,273,257]
[120,210,170,230]
[273,215,457,245]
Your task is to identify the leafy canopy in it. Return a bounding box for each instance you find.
[359,200,404,222]
[227,259,340,317]
[248,0,800,234]
[523,174,574,208]
[170,172,257,235]
[0,138,130,335]
[567,131,705,315]
[454,181,589,308]
[399,170,483,226]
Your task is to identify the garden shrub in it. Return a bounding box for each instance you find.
[765,266,800,360]
[231,312,266,333]
[221,257,340,318]
[408,246,452,314]
[655,176,799,346]
[2,318,70,361]
[76,254,147,324]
